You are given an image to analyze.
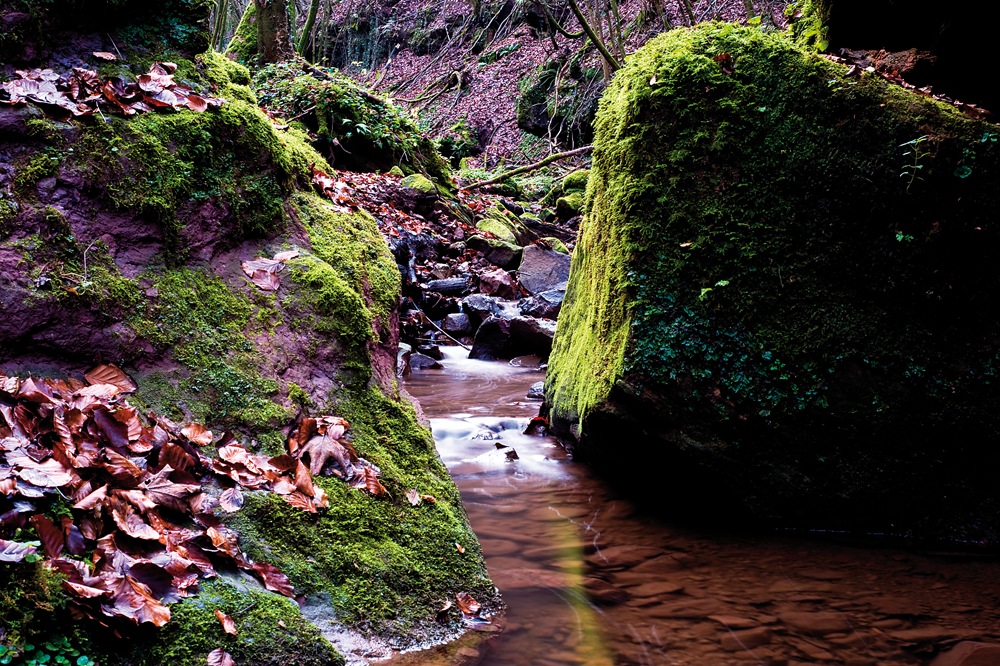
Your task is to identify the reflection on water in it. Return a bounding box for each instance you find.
[403,347,1000,666]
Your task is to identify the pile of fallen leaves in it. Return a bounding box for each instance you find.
[0,365,383,631]
[0,61,223,121]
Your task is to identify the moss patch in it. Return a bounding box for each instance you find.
[227,387,495,643]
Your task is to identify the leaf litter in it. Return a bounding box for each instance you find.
[0,368,388,630]
[0,62,223,121]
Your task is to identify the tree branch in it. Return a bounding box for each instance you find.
[465,145,593,190]
[567,0,621,72]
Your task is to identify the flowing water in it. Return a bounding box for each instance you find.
[401,347,1000,666]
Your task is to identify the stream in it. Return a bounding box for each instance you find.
[400,347,1000,666]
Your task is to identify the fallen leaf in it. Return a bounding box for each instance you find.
[456,592,481,616]
[214,609,237,635]
[181,423,214,446]
[85,364,137,393]
[92,51,118,61]
[207,648,236,666]
[0,538,37,562]
[405,489,420,506]
[219,487,244,513]
[455,542,465,554]
[30,513,64,558]
[252,562,295,597]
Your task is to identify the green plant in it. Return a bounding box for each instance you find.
[899,135,929,193]
[0,636,94,666]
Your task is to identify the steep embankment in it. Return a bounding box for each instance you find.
[545,23,1000,541]
[0,1,495,663]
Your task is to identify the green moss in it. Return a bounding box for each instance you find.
[226,387,494,642]
[0,561,67,645]
[197,48,257,104]
[252,62,451,183]
[13,150,61,197]
[786,0,831,50]
[476,205,534,245]
[546,22,1000,534]
[561,169,589,192]
[290,193,399,336]
[137,579,343,666]
[130,268,289,430]
[555,190,584,218]
[400,173,437,194]
[225,2,258,65]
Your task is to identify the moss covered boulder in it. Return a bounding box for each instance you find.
[0,5,495,664]
[545,23,1000,541]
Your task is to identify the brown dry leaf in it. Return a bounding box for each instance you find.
[6,449,73,487]
[281,491,316,513]
[110,502,160,540]
[351,466,387,497]
[207,648,236,666]
[185,94,208,113]
[297,434,350,477]
[219,487,244,513]
[0,478,16,496]
[0,539,37,562]
[455,542,465,554]
[144,466,200,512]
[455,592,481,616]
[181,423,213,446]
[214,609,238,635]
[92,51,118,61]
[420,494,437,504]
[30,513,64,558]
[84,364,137,393]
[405,489,420,506]
[272,250,300,262]
[252,562,295,597]
[106,575,172,626]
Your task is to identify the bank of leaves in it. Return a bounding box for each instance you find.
[0,62,223,121]
[0,366,377,631]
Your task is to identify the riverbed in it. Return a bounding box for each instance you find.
[401,347,1000,665]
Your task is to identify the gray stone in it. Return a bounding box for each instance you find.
[518,244,570,295]
[478,268,518,299]
[442,313,472,335]
[462,293,503,329]
[423,276,469,295]
[466,234,522,269]
[409,352,443,369]
[509,316,556,357]
[518,288,565,319]
[469,316,512,360]
[526,381,545,400]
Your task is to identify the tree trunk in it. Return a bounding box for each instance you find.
[297,0,321,58]
[254,0,294,63]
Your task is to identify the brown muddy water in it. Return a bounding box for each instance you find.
[401,347,1000,666]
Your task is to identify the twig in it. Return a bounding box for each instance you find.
[466,145,593,189]
[82,238,99,281]
[107,34,125,61]
[417,310,471,350]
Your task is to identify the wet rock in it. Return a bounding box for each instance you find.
[587,545,664,569]
[708,615,761,629]
[509,316,556,357]
[478,268,518,299]
[930,641,1000,666]
[518,244,570,295]
[409,352,443,370]
[518,288,565,319]
[442,313,472,335]
[424,276,470,295]
[419,291,460,320]
[509,355,543,368]
[779,610,853,635]
[647,598,724,619]
[466,234,522,269]
[526,381,545,400]
[719,626,773,651]
[397,342,412,375]
[462,293,503,329]
[469,316,511,360]
[416,344,444,360]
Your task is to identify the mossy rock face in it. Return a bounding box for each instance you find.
[560,169,589,193]
[252,62,451,183]
[0,13,494,662]
[545,23,1000,541]
[554,190,584,218]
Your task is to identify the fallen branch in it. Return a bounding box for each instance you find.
[465,145,593,190]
